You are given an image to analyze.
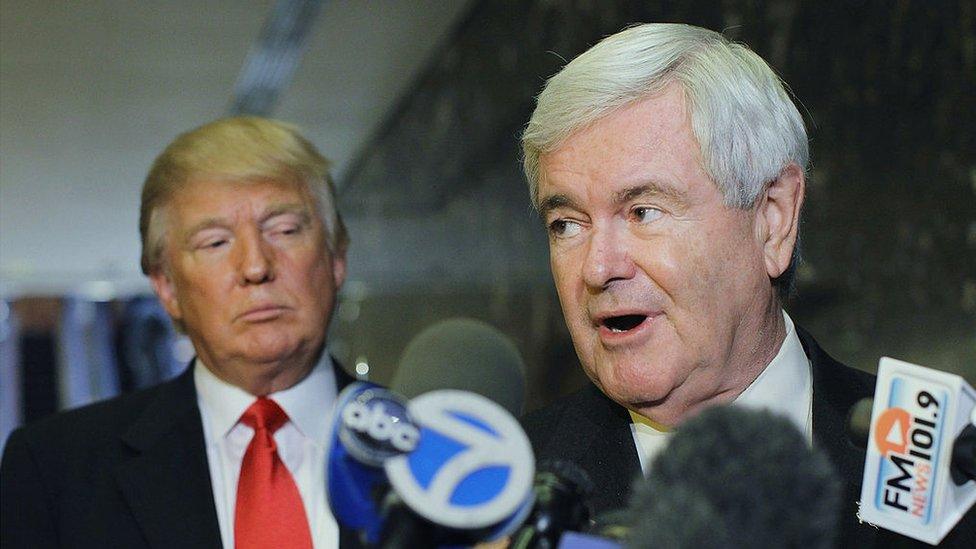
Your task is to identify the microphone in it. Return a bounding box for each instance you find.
[325,382,419,544]
[847,396,875,449]
[381,389,536,546]
[626,405,842,549]
[391,317,526,415]
[326,383,536,547]
[510,460,594,549]
[857,356,976,545]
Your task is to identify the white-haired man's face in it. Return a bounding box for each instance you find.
[537,83,802,427]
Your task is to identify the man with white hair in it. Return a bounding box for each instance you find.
[1,117,361,548]
[520,23,972,547]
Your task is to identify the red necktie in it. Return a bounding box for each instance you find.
[234,397,313,549]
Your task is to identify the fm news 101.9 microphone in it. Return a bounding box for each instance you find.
[858,357,976,545]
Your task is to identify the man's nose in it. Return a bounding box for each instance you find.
[236,230,275,285]
[581,224,635,290]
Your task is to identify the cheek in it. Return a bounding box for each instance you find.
[672,224,767,332]
[550,254,590,327]
[301,256,339,313]
[549,251,576,300]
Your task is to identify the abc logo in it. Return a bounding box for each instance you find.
[384,390,535,529]
[338,387,420,466]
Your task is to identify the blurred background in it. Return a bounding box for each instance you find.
[2,0,974,448]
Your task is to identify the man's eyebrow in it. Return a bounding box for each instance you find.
[260,203,311,224]
[537,182,686,218]
[182,203,311,241]
[537,194,580,218]
[183,218,228,241]
[613,182,686,206]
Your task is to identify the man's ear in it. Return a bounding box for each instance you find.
[331,247,348,291]
[757,163,805,279]
[149,269,182,322]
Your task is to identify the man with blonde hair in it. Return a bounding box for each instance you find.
[521,23,973,547]
[1,117,360,548]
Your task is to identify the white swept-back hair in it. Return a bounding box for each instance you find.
[521,23,808,209]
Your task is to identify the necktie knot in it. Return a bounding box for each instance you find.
[240,397,289,433]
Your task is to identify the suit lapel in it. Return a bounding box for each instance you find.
[555,385,640,515]
[798,326,875,492]
[582,388,641,515]
[798,326,880,547]
[111,357,363,548]
[332,356,356,392]
[115,366,222,548]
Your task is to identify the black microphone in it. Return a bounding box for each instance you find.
[510,460,594,549]
[847,396,874,449]
[626,405,842,549]
[391,317,526,415]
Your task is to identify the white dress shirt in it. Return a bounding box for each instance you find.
[195,353,340,549]
[631,311,813,474]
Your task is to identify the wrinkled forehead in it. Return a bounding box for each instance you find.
[534,88,706,212]
[153,175,324,241]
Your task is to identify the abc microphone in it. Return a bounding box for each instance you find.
[325,382,419,544]
[857,357,976,545]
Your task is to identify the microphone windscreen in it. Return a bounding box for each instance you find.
[847,397,874,449]
[627,406,842,549]
[391,317,526,415]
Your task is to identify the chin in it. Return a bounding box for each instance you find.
[238,333,305,364]
[596,356,672,402]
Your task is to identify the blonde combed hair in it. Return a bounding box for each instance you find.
[139,116,348,275]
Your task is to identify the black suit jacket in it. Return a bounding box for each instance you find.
[1,361,361,548]
[522,327,974,548]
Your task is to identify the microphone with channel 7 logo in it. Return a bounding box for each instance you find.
[858,357,976,545]
[381,389,536,547]
[325,382,536,547]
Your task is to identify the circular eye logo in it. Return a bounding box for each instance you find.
[384,390,535,529]
[338,386,420,467]
[873,407,911,457]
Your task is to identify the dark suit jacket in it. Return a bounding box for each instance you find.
[522,326,974,548]
[1,361,361,548]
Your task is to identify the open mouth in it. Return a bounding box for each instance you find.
[602,314,648,333]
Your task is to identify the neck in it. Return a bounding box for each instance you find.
[633,297,786,428]
[726,298,787,399]
[199,345,324,396]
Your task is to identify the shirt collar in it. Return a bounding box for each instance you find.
[733,311,812,437]
[627,311,811,433]
[194,350,338,446]
[270,352,337,445]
